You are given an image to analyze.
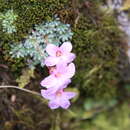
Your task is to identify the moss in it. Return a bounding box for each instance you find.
[0,0,123,98]
[72,1,122,101]
[65,103,130,130]
[0,0,71,75]
[0,0,123,99]
[0,0,130,130]
[0,0,70,39]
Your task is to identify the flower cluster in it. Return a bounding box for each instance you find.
[40,42,76,109]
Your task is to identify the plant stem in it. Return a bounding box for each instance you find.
[0,86,41,96]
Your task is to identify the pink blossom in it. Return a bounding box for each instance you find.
[40,41,76,109]
[45,42,76,66]
[42,79,71,94]
[41,89,76,109]
[40,63,75,92]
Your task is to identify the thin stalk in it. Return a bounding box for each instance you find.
[0,86,41,96]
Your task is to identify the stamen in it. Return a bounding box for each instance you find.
[56,50,62,57]
[48,66,56,74]
[56,90,63,96]
[55,72,61,77]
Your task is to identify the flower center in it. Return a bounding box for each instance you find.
[55,72,61,77]
[56,50,62,57]
[48,66,56,74]
[56,91,62,96]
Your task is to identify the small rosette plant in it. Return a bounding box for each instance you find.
[41,42,76,109]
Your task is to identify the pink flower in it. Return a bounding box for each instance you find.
[45,42,76,66]
[40,41,76,109]
[42,79,71,94]
[41,89,76,109]
[40,63,75,92]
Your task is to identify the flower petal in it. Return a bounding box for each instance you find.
[48,100,59,109]
[63,92,76,100]
[56,79,72,92]
[46,44,58,56]
[45,56,59,66]
[41,89,55,100]
[56,78,69,89]
[65,63,75,79]
[60,99,70,109]
[46,86,60,94]
[51,78,72,93]
[60,42,72,53]
[40,75,57,88]
[56,63,68,74]
[65,53,76,63]
[62,79,71,88]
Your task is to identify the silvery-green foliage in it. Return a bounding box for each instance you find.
[10,18,73,67]
[0,10,18,33]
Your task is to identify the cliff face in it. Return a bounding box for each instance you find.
[0,0,130,130]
